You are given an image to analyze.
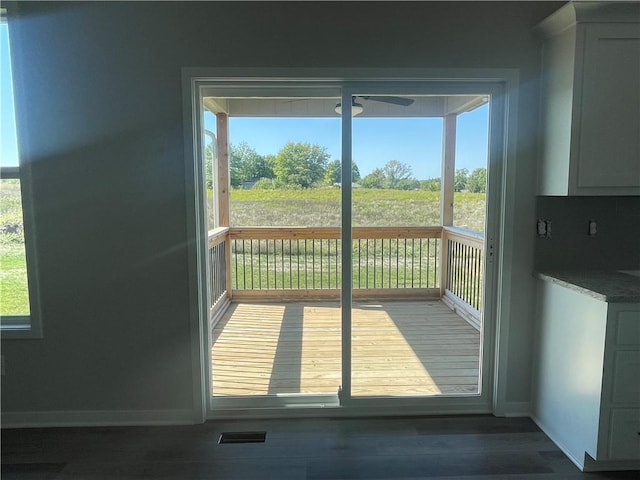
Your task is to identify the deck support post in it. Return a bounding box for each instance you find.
[441,113,456,227]
[440,114,457,296]
[216,113,233,299]
[340,90,353,402]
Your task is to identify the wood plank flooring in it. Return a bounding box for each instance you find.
[3,416,638,479]
[211,300,480,397]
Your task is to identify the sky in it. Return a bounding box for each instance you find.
[1,23,19,168]
[205,104,489,181]
[2,19,488,178]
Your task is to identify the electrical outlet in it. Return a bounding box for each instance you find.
[537,219,552,238]
[537,220,547,237]
[588,219,597,236]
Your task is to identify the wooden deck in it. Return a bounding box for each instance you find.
[211,300,480,397]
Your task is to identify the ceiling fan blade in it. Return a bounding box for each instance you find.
[360,96,415,107]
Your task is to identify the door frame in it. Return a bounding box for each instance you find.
[181,68,520,421]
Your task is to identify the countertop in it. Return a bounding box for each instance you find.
[535,270,640,303]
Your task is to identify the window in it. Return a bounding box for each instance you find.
[1,12,41,338]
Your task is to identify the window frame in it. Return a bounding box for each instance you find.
[1,10,43,339]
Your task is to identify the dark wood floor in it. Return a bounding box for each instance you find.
[2,416,640,480]
[2,416,638,479]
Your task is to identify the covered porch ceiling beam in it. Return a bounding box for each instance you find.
[202,95,487,118]
[444,95,489,115]
[204,97,229,115]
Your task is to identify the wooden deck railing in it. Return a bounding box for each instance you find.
[207,227,230,318]
[441,226,484,329]
[228,226,441,300]
[207,225,484,328]
[352,227,441,294]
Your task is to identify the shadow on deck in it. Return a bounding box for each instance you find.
[211,300,480,397]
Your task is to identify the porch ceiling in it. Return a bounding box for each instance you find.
[203,94,488,118]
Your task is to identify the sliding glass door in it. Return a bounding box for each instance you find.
[339,84,500,411]
[202,85,346,409]
[197,80,505,413]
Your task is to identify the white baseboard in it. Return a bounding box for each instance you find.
[1,409,196,429]
[524,414,640,472]
[583,455,640,472]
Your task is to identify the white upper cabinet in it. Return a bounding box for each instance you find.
[535,3,640,196]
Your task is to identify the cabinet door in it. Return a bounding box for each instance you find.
[577,24,640,189]
[611,351,640,404]
[608,409,640,459]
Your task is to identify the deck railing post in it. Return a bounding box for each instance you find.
[439,114,457,300]
[216,113,232,300]
[439,228,449,298]
[441,114,457,228]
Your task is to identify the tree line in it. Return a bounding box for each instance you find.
[206,141,486,193]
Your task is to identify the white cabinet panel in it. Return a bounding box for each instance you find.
[533,277,640,471]
[611,351,640,404]
[535,3,640,196]
[608,409,640,459]
[578,25,640,188]
[615,313,640,345]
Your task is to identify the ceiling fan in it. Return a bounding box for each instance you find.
[358,96,415,106]
[283,95,415,116]
[335,95,415,116]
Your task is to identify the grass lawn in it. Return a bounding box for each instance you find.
[0,185,485,312]
[207,187,486,293]
[222,188,485,232]
[230,237,441,291]
[0,242,30,315]
[0,179,30,315]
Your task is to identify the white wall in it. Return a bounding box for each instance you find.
[1,1,562,421]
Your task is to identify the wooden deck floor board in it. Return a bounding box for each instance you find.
[211,300,481,397]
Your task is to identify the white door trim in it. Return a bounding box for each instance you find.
[181,67,520,421]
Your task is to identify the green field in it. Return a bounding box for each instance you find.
[221,188,486,231]
[228,237,441,291]
[0,179,30,315]
[218,188,486,295]
[1,185,485,314]
[0,242,30,315]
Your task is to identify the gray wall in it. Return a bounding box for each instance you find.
[536,196,640,271]
[1,1,562,417]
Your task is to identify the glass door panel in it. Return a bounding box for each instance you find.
[204,90,344,406]
[348,92,488,398]
[201,82,500,412]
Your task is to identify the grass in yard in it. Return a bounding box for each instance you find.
[222,188,485,232]
[0,241,30,315]
[205,187,486,293]
[451,192,487,232]
[229,237,441,291]
[1,179,30,315]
